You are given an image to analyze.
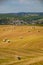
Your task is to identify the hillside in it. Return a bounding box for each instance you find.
[0,12,43,25]
[0,25,43,65]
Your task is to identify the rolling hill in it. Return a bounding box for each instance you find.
[0,12,43,25]
[0,25,43,65]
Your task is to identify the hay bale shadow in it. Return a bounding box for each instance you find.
[17,56,21,60]
[3,38,7,42]
[28,31,31,32]
[37,30,40,32]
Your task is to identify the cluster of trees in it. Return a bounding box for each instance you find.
[0,13,43,25]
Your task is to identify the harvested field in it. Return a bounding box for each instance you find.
[0,25,43,65]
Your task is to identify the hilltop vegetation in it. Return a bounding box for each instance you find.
[0,12,43,25]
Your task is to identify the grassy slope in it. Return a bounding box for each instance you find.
[0,25,43,65]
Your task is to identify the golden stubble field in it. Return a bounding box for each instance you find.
[0,25,43,65]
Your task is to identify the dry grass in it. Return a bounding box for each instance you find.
[0,25,43,65]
